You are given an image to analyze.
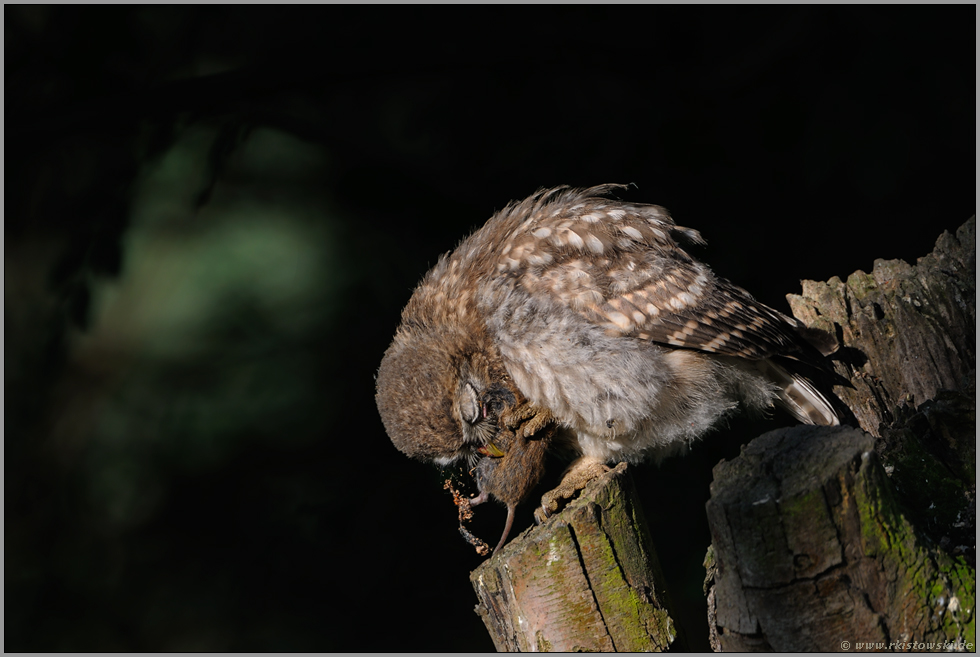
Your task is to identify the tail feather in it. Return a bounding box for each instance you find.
[765,360,840,426]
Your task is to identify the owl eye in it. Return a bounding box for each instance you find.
[459,382,481,424]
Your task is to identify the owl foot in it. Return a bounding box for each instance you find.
[533,458,611,524]
[500,402,554,439]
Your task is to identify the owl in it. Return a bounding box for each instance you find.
[376,184,843,553]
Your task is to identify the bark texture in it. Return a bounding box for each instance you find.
[786,216,975,565]
[470,463,679,652]
[705,425,974,651]
[786,217,975,436]
[706,217,976,651]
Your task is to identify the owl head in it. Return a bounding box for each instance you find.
[376,325,517,466]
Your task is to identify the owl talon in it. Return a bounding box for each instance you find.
[500,402,554,439]
[535,459,611,521]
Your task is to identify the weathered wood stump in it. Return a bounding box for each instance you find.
[706,217,976,651]
[786,217,975,437]
[705,424,975,651]
[470,463,679,652]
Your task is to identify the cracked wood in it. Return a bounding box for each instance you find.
[470,463,679,652]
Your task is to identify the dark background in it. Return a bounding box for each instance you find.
[5,6,974,652]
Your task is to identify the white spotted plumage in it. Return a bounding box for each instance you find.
[377,184,843,541]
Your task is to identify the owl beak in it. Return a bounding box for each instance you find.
[477,442,505,457]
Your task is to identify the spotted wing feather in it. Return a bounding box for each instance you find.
[489,185,811,362]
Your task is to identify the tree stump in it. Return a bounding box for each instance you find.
[705,425,975,651]
[470,463,680,652]
[786,217,975,436]
[706,217,976,651]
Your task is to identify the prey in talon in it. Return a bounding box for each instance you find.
[449,398,557,555]
[468,410,556,553]
[377,185,847,557]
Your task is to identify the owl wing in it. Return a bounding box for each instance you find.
[492,186,811,362]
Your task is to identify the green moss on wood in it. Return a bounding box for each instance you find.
[846,270,878,301]
[852,450,976,644]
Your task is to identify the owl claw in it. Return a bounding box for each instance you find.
[500,402,554,439]
[533,459,611,524]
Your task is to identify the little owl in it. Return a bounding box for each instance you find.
[376,184,843,554]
